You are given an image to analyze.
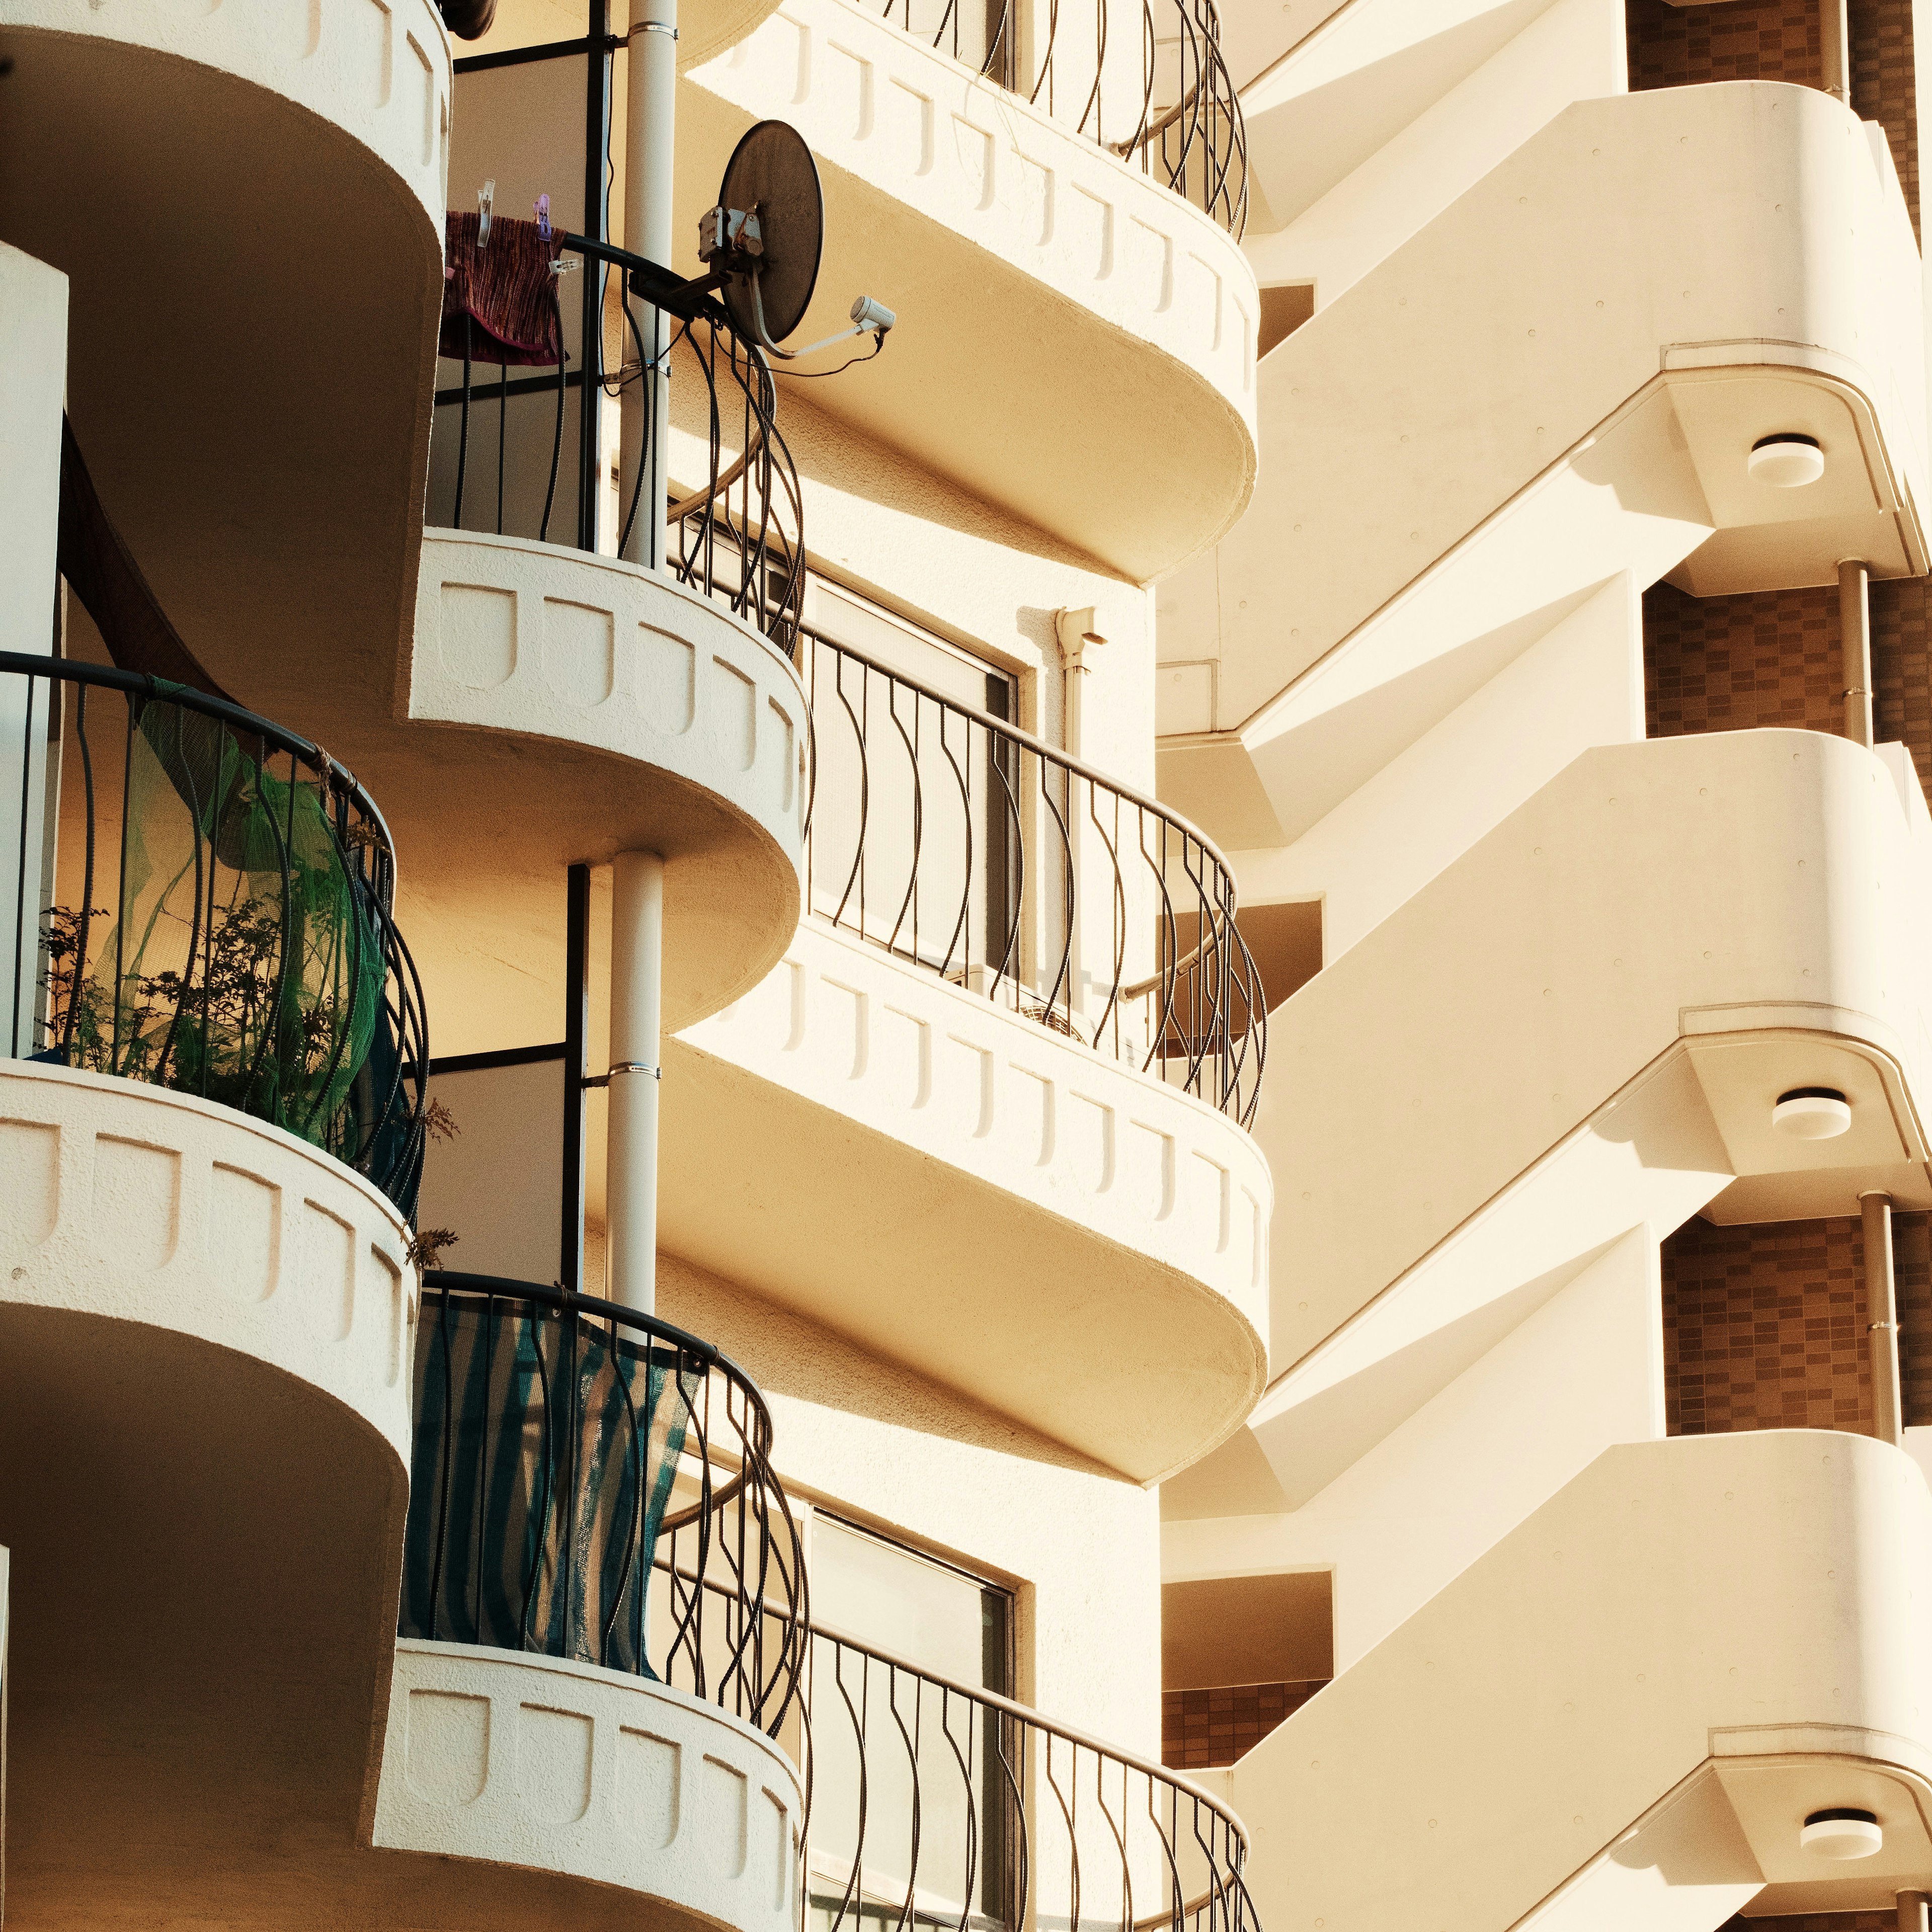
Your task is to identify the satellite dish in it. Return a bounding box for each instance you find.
[716,121,824,345]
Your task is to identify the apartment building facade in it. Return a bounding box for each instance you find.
[0,0,1266,1923]
[6,0,1932,1928]
[1158,2,1932,1931]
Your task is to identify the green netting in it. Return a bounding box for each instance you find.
[400,1293,697,1673]
[50,685,385,1156]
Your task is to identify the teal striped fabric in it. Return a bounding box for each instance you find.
[400,1290,697,1673]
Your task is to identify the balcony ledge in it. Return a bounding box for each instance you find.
[402,529,810,1040]
[662,917,1271,1484]
[373,1640,802,1932]
[679,0,1259,583]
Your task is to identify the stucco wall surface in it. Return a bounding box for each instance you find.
[1228,1431,1932,1932]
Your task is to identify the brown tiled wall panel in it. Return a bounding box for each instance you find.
[1626,0,1917,239]
[1160,1682,1324,1771]
[1662,1214,1932,1434]
[1643,581,1840,737]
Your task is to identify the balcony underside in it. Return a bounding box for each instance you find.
[663,920,1271,1485]
[678,0,1259,585]
[1227,1433,1932,1932]
[1246,731,1932,1509]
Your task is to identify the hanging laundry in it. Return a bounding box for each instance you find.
[441,211,567,367]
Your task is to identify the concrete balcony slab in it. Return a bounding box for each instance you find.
[662,918,1271,1484]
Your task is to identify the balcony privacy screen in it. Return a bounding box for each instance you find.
[400,1293,696,1671]
[47,685,386,1157]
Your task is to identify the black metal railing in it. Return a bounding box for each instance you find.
[801,1622,1257,1932]
[876,0,1247,235]
[401,1273,809,1738]
[2,652,430,1217]
[429,218,806,660]
[799,627,1266,1126]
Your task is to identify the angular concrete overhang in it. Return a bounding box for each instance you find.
[679,0,1259,584]
[661,919,1271,1484]
[375,1641,803,1925]
[0,0,449,744]
[1157,83,1927,851]
[0,1061,415,1924]
[1250,731,1932,1506]
[1227,1432,1932,1932]
[394,532,810,1048]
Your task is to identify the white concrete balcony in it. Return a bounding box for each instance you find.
[374,1642,803,1928]
[1226,1431,1932,1932]
[1247,729,1932,1513]
[660,632,1271,1484]
[0,1060,416,1923]
[1159,81,1928,859]
[678,0,1260,583]
[406,529,810,1044]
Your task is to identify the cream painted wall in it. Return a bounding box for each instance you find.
[778,390,1158,792]
[1243,0,1625,308]
[657,1251,1165,1756]
[1163,1226,1663,1673]
[1226,570,1643,966]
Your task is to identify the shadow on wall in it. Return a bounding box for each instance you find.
[1160,1571,1333,1770]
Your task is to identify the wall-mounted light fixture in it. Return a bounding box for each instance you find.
[1801,1808,1882,1859]
[1773,1088,1852,1139]
[1749,433,1825,488]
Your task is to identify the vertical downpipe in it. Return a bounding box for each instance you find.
[1865,1190,1903,1447]
[623,0,678,570]
[1821,0,1851,106]
[607,851,666,1313]
[1900,1892,1930,1932]
[559,864,591,1294]
[1840,559,1874,746]
[580,2,613,553]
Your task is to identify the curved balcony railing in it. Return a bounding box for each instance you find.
[1,651,430,1217]
[877,0,1247,234]
[430,216,806,660]
[798,627,1267,1126]
[802,1621,1257,1932]
[401,1273,809,1736]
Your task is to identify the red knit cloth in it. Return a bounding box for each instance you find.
[441,211,566,367]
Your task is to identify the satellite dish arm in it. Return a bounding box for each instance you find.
[747,269,896,361]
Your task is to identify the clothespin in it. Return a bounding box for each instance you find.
[535,193,551,242]
[477,179,495,249]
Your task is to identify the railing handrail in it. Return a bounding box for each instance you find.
[808,1616,1251,1846]
[0,649,397,867]
[794,624,1240,890]
[425,1268,753,1384]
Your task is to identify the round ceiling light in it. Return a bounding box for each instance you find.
[1774,1088,1852,1139]
[1749,433,1825,488]
[1801,1809,1882,1860]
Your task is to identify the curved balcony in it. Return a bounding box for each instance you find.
[1226,1432,1932,1931]
[678,0,1260,583]
[0,0,450,766]
[802,1618,1255,1932]
[1248,729,1932,1511]
[372,1273,808,1930]
[665,629,1270,1484]
[0,1058,417,1924]
[1,652,430,1214]
[399,226,812,1044]
[1160,81,1929,854]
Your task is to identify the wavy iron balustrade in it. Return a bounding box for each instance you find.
[0,651,430,1218]
[798,626,1267,1126]
[801,1621,1258,1932]
[401,1273,810,1737]
[874,0,1247,235]
[430,219,807,662]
